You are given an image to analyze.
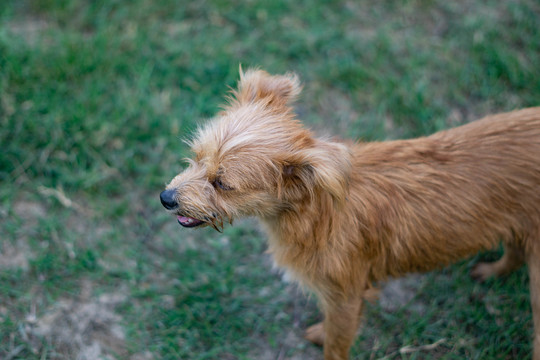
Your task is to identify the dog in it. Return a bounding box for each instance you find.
[160,69,540,360]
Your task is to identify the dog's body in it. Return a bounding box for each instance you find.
[161,69,540,359]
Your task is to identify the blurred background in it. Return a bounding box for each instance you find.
[1,1,539,359]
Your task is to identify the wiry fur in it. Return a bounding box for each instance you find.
[163,69,540,359]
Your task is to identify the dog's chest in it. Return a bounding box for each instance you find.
[264,230,320,289]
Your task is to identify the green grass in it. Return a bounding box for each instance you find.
[1,0,539,359]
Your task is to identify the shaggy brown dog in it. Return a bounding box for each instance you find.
[160,69,540,360]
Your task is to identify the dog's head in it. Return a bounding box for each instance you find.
[160,69,352,231]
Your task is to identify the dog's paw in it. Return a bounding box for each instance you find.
[304,322,324,346]
[470,262,495,282]
[363,287,381,304]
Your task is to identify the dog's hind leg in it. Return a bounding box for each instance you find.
[528,245,540,360]
[471,243,525,281]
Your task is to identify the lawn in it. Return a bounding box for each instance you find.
[1,0,539,359]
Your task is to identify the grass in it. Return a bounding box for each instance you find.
[0,0,539,359]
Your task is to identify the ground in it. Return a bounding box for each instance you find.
[1,0,539,359]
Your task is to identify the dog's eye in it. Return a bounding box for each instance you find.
[212,178,233,191]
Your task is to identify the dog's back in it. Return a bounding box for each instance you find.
[349,107,540,279]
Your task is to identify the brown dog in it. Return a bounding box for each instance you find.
[160,69,540,359]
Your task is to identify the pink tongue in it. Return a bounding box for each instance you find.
[178,216,191,223]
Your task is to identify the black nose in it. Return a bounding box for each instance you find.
[160,189,179,210]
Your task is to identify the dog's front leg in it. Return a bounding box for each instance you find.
[320,296,364,360]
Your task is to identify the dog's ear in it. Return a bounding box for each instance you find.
[282,140,352,206]
[234,68,301,106]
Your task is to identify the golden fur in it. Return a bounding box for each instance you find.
[162,69,540,359]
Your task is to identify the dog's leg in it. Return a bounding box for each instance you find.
[305,321,325,346]
[320,297,364,360]
[304,288,377,348]
[471,243,524,281]
[528,245,540,360]
[304,297,363,359]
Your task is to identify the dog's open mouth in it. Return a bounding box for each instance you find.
[177,215,205,228]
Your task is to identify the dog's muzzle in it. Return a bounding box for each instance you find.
[159,189,207,228]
